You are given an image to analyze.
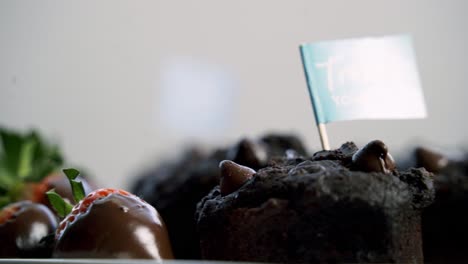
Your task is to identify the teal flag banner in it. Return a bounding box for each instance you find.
[300,35,427,124]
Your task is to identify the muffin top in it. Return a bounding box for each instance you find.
[196,141,434,230]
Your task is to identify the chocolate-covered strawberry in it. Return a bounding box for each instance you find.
[48,169,173,259]
[0,201,58,258]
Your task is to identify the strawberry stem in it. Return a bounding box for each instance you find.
[46,168,86,218]
[63,168,85,203]
[46,189,73,218]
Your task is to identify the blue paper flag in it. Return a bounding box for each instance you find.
[300,35,427,124]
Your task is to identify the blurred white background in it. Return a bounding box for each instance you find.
[1,0,467,188]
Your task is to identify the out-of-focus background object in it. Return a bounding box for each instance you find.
[1,0,467,187]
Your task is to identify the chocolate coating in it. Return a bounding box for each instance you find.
[0,201,58,258]
[352,140,396,174]
[219,160,256,196]
[53,194,173,259]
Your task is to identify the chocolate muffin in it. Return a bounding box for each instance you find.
[196,141,434,263]
[416,147,468,263]
[131,134,307,259]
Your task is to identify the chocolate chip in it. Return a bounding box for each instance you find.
[226,138,268,169]
[415,147,449,173]
[219,160,256,196]
[352,140,396,174]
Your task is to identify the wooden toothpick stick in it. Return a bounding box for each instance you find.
[317,123,330,150]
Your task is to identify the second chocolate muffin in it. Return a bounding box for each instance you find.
[132,134,307,259]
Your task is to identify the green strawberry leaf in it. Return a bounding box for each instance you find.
[0,127,64,184]
[63,168,85,203]
[0,166,14,190]
[26,132,63,182]
[18,139,36,179]
[0,130,23,176]
[46,189,73,218]
[70,180,85,203]
[0,127,65,205]
[63,168,80,180]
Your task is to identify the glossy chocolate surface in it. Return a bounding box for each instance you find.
[219,160,256,196]
[0,201,58,258]
[352,140,396,174]
[54,193,173,259]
